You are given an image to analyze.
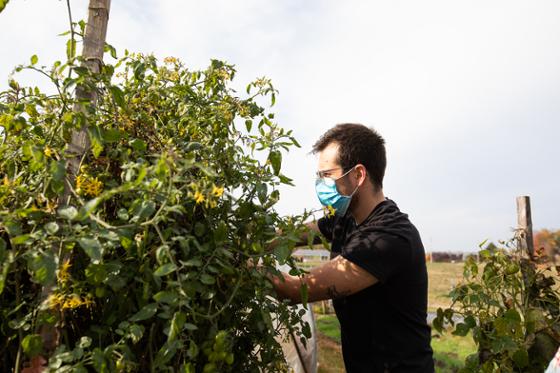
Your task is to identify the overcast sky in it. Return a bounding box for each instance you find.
[1,1,559,252]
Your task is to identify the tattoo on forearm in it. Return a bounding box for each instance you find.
[326,285,350,300]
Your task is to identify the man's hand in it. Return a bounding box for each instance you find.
[266,221,321,253]
[271,255,378,304]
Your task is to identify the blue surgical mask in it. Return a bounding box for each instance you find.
[315,167,359,216]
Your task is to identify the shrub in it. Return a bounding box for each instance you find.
[433,240,560,372]
[0,42,311,372]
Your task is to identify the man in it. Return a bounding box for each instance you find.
[271,123,434,372]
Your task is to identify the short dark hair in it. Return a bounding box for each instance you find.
[312,123,386,189]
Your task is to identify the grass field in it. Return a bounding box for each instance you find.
[426,262,465,312]
[314,262,477,373]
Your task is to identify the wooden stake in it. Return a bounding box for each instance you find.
[516,196,534,258]
[62,0,111,204]
[43,0,111,353]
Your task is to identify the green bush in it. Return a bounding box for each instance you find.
[0,41,312,372]
[433,241,560,373]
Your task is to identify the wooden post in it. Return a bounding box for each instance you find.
[42,0,111,352]
[516,196,534,258]
[62,0,111,205]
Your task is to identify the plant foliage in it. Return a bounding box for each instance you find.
[0,39,312,372]
[433,241,560,372]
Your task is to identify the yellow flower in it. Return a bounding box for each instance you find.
[57,260,72,283]
[76,174,86,191]
[194,191,205,204]
[326,205,336,217]
[83,177,103,197]
[169,71,180,81]
[46,293,65,309]
[212,185,224,198]
[163,56,178,64]
[60,294,93,310]
[44,146,53,158]
[2,176,9,186]
[76,174,104,197]
[63,295,82,309]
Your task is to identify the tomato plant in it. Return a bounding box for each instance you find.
[0,38,312,371]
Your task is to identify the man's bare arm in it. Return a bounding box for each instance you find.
[271,255,378,303]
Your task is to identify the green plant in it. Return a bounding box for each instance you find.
[0,35,314,371]
[433,241,560,372]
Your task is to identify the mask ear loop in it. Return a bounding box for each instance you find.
[345,165,365,198]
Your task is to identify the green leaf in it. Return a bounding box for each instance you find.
[78,237,102,263]
[153,290,178,304]
[245,120,252,132]
[200,274,215,285]
[11,234,32,245]
[154,263,177,277]
[155,340,180,367]
[0,251,12,296]
[104,43,118,59]
[464,315,476,328]
[78,198,101,220]
[109,86,125,108]
[168,312,186,342]
[30,55,38,65]
[300,283,308,309]
[117,208,129,221]
[452,322,471,337]
[66,38,76,60]
[194,222,205,237]
[102,128,123,143]
[130,303,158,322]
[185,142,203,152]
[182,258,202,267]
[0,0,8,13]
[131,200,156,221]
[512,348,528,368]
[89,125,104,158]
[58,206,78,220]
[44,222,59,235]
[21,334,43,358]
[28,251,56,285]
[120,236,133,250]
[127,324,144,344]
[279,174,294,186]
[214,222,227,242]
[274,242,291,264]
[91,348,108,372]
[268,150,282,175]
[78,336,92,348]
[49,160,66,193]
[130,138,147,152]
[504,308,521,322]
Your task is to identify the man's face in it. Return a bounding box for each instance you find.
[317,142,356,196]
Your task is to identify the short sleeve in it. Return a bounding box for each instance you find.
[317,216,335,242]
[341,231,411,283]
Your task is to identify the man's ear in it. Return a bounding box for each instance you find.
[356,164,367,185]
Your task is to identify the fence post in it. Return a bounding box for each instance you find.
[516,196,534,258]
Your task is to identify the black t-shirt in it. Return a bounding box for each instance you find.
[318,199,434,373]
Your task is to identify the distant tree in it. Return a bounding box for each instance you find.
[533,229,560,259]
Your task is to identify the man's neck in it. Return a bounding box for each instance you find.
[351,189,386,225]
